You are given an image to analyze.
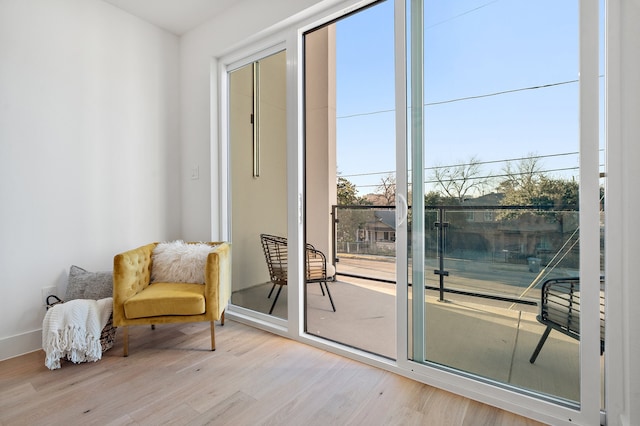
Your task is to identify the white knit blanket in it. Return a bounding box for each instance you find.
[42,298,113,370]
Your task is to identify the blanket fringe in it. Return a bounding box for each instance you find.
[45,326,102,370]
[42,297,112,370]
[44,325,103,370]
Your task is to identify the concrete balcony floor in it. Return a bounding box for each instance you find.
[232,256,604,405]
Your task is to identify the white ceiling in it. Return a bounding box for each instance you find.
[102,0,239,35]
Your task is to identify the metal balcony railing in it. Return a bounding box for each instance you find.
[331,204,581,306]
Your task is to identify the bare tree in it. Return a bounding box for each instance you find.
[376,174,396,205]
[431,155,489,203]
[497,154,543,198]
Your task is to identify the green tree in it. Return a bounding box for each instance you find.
[498,156,578,219]
[424,191,461,206]
[424,191,442,206]
[536,177,579,210]
[337,176,359,205]
[335,176,371,247]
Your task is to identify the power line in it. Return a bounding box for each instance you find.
[424,152,580,171]
[353,163,604,190]
[340,151,584,180]
[425,79,578,106]
[336,79,580,120]
[337,108,395,120]
[341,152,604,191]
[353,166,584,190]
[425,0,500,30]
[336,0,499,127]
[353,165,580,190]
[424,166,579,185]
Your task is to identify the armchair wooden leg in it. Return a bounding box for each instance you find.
[221,310,225,326]
[123,326,129,357]
[210,321,216,351]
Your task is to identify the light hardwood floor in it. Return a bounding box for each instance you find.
[0,320,546,425]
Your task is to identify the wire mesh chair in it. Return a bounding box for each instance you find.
[260,234,336,315]
[529,276,605,363]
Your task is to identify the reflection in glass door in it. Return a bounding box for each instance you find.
[228,50,288,319]
[304,1,397,358]
[407,0,596,405]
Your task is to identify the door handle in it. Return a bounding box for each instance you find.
[397,193,408,227]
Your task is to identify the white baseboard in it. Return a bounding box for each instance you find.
[0,329,42,361]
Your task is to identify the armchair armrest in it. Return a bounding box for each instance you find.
[113,243,156,326]
[204,242,231,320]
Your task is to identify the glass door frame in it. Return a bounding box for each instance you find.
[217,0,605,423]
[395,0,603,424]
[219,39,292,331]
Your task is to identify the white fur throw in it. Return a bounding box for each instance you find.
[42,298,113,370]
[151,241,215,284]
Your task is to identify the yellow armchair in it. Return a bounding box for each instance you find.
[113,242,231,356]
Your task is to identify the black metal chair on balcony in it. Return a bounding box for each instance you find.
[260,234,336,315]
[529,276,605,363]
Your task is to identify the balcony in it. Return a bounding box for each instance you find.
[233,204,603,405]
[309,256,585,404]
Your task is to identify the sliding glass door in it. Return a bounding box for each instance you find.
[221,0,604,422]
[299,1,602,417]
[404,0,602,421]
[304,1,397,359]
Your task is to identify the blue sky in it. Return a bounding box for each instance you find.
[335,0,587,196]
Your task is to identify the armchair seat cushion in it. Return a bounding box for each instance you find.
[123,283,206,319]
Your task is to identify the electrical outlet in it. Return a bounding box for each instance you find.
[42,286,57,306]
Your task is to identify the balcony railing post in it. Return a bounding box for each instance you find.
[332,205,338,270]
[433,206,449,302]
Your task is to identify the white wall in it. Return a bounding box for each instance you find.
[0,0,180,360]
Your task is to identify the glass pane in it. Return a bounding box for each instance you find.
[229,51,288,318]
[304,1,397,359]
[410,0,583,403]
